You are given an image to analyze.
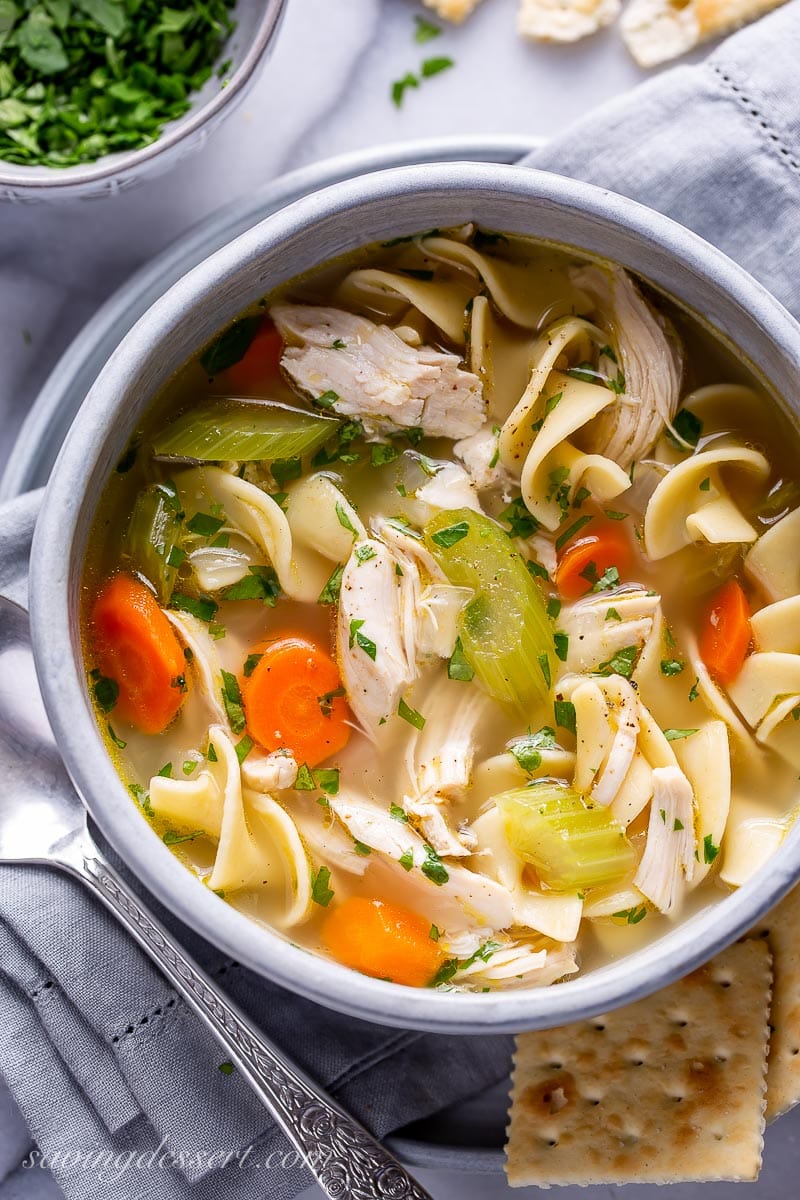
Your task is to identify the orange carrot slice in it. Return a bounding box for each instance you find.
[698,578,752,686]
[91,573,187,734]
[555,521,632,599]
[322,897,444,987]
[225,320,283,393]
[242,635,350,767]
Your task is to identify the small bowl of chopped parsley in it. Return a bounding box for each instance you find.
[0,0,286,198]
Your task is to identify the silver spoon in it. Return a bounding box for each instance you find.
[0,594,432,1200]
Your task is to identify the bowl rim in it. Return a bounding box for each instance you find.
[29,161,800,1033]
[0,0,286,190]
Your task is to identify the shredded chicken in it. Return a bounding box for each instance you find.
[271,303,485,440]
[454,426,515,500]
[336,538,414,740]
[634,765,696,914]
[569,265,683,470]
[558,588,661,675]
[241,750,298,793]
[403,677,490,857]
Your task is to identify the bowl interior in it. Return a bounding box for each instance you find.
[0,0,285,195]
[29,162,800,1032]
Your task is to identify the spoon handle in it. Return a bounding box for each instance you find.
[64,837,432,1200]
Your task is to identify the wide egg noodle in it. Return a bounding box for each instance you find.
[643,446,769,560]
[671,720,731,887]
[421,235,577,329]
[283,471,365,603]
[745,506,800,602]
[162,609,228,727]
[335,267,475,346]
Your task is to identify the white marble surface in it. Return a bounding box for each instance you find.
[0,2,768,1199]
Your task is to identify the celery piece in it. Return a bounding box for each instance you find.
[123,482,183,603]
[153,400,339,463]
[497,782,635,892]
[424,508,555,715]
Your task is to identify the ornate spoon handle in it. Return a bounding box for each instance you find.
[62,833,432,1200]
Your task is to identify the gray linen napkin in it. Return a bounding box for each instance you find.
[3,4,800,1196]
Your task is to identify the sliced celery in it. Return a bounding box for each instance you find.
[153,400,339,463]
[123,481,183,603]
[424,508,555,715]
[497,782,635,892]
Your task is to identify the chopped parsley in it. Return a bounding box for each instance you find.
[354,841,372,857]
[414,14,441,41]
[660,658,685,677]
[390,802,409,823]
[223,565,281,605]
[555,515,593,552]
[526,558,549,582]
[448,637,474,682]
[294,764,316,791]
[667,409,703,450]
[508,726,557,774]
[314,389,340,409]
[220,670,246,734]
[421,55,454,77]
[547,597,562,621]
[90,670,118,714]
[163,829,203,846]
[398,697,426,729]
[218,1061,234,1075]
[613,905,648,925]
[311,866,334,907]
[501,497,538,539]
[554,632,569,662]
[186,511,224,537]
[243,653,263,679]
[235,736,253,764]
[171,592,218,623]
[348,619,377,661]
[554,699,577,736]
[315,768,340,796]
[107,723,127,749]
[699,477,711,492]
[391,71,419,107]
[431,521,469,548]
[606,607,622,622]
[703,834,721,864]
[318,563,344,606]
[663,727,699,741]
[597,645,638,679]
[421,844,449,886]
[335,502,358,537]
[370,443,400,467]
[399,848,414,871]
[317,686,346,717]
[430,940,499,988]
[688,677,700,702]
[604,509,628,521]
[429,924,441,941]
[538,653,552,688]
[355,544,377,564]
[270,457,302,488]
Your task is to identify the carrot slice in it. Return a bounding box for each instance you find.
[322,897,444,987]
[242,635,350,767]
[698,578,752,686]
[224,319,283,393]
[91,573,187,735]
[555,521,632,600]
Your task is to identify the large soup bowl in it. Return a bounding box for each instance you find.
[29,162,800,1033]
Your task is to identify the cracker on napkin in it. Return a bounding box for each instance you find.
[750,883,800,1121]
[506,939,772,1187]
[620,0,788,67]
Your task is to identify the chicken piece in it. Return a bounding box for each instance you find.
[558,588,661,674]
[241,750,298,793]
[453,426,515,500]
[518,0,620,42]
[634,765,696,914]
[450,937,579,990]
[416,462,482,514]
[337,538,415,740]
[569,266,683,470]
[329,792,513,931]
[403,676,490,857]
[271,303,485,440]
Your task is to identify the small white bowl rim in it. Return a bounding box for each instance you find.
[29,161,800,1033]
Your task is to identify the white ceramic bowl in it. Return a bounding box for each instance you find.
[30,162,800,1032]
[0,0,285,203]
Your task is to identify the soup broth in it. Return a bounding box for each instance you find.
[83,226,800,992]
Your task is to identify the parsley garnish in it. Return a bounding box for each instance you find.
[598,645,638,679]
[398,697,426,729]
[553,632,569,662]
[703,834,720,864]
[90,669,118,714]
[421,844,449,886]
[554,699,577,735]
[699,477,711,492]
[271,457,302,488]
[163,829,203,846]
[354,841,371,857]
[311,866,335,907]
[613,905,648,925]
[538,653,552,688]
[220,671,245,734]
[414,14,441,41]
[371,444,400,467]
[314,389,340,409]
[318,564,344,606]
[448,637,474,682]
[107,723,127,749]
[391,71,419,106]
[335,502,358,537]
[547,597,562,620]
[555,514,593,552]
[663,728,699,741]
[660,658,685,677]
[399,848,414,871]
[390,802,408,823]
[431,521,469,548]
[223,565,280,605]
[688,677,700,702]
[243,653,262,678]
[429,924,441,941]
[421,55,454,77]
[348,618,377,661]
[318,686,346,717]
[171,593,218,623]
[508,726,557,774]
[186,511,224,537]
[606,607,622,622]
[667,409,703,449]
[355,544,377,564]
[501,497,538,539]
[218,1061,234,1075]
